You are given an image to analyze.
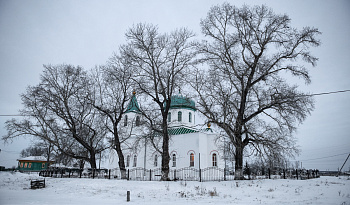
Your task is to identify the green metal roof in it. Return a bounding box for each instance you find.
[125,93,141,113]
[168,127,198,135]
[148,125,215,136]
[166,94,196,111]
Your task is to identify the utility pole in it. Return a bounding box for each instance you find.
[338,153,350,176]
[143,136,147,176]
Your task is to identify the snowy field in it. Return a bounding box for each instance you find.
[0,172,349,205]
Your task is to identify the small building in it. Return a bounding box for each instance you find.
[18,156,54,172]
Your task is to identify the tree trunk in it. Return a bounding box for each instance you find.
[161,120,170,181]
[79,159,85,169]
[89,151,97,169]
[116,145,127,179]
[114,126,127,179]
[234,144,244,180]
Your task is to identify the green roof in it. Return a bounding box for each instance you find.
[147,125,216,136]
[168,127,198,135]
[166,94,196,111]
[126,93,141,113]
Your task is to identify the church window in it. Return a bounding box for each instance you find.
[190,153,194,167]
[168,112,171,122]
[126,155,130,167]
[154,155,158,167]
[136,116,140,126]
[178,111,182,122]
[124,115,128,126]
[172,154,176,167]
[189,112,192,123]
[133,155,137,167]
[212,153,217,167]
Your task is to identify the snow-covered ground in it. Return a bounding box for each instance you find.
[0,172,349,205]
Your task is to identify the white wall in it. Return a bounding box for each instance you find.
[168,108,196,127]
[109,130,225,170]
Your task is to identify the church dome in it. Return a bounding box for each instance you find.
[169,95,196,111]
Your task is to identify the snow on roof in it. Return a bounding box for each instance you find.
[17,156,49,162]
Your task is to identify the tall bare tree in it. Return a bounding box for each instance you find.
[88,56,134,179]
[120,23,196,180]
[3,64,107,169]
[192,4,321,179]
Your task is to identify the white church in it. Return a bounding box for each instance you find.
[108,92,225,171]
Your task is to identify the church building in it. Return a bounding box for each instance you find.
[109,92,225,171]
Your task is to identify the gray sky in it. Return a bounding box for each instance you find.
[1,0,349,171]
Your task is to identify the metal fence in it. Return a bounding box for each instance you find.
[39,167,320,181]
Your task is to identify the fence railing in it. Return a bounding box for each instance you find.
[39,167,320,181]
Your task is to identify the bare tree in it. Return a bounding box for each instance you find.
[88,57,134,179]
[120,23,196,180]
[3,64,107,169]
[20,140,51,158]
[192,4,321,179]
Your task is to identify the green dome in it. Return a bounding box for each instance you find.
[169,95,196,111]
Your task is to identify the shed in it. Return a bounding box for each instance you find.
[18,156,54,172]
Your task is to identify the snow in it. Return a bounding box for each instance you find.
[18,156,48,161]
[0,172,349,205]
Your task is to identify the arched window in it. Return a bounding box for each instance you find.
[178,111,182,122]
[168,112,171,122]
[189,112,192,123]
[154,154,158,167]
[126,155,130,167]
[133,155,137,167]
[136,116,140,126]
[172,154,176,167]
[212,153,217,167]
[190,153,194,167]
[124,115,128,126]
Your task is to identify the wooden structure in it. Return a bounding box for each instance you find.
[18,156,54,172]
[30,179,45,189]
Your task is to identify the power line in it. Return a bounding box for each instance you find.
[0,115,26,117]
[299,152,349,162]
[0,89,349,117]
[306,89,350,97]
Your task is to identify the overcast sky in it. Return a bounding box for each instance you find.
[0,0,349,171]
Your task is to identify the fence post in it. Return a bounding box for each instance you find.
[174,169,176,181]
[224,168,226,181]
[296,169,298,180]
[268,168,271,179]
[150,169,152,181]
[199,169,202,182]
[127,169,130,181]
[109,169,111,179]
[127,191,130,202]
